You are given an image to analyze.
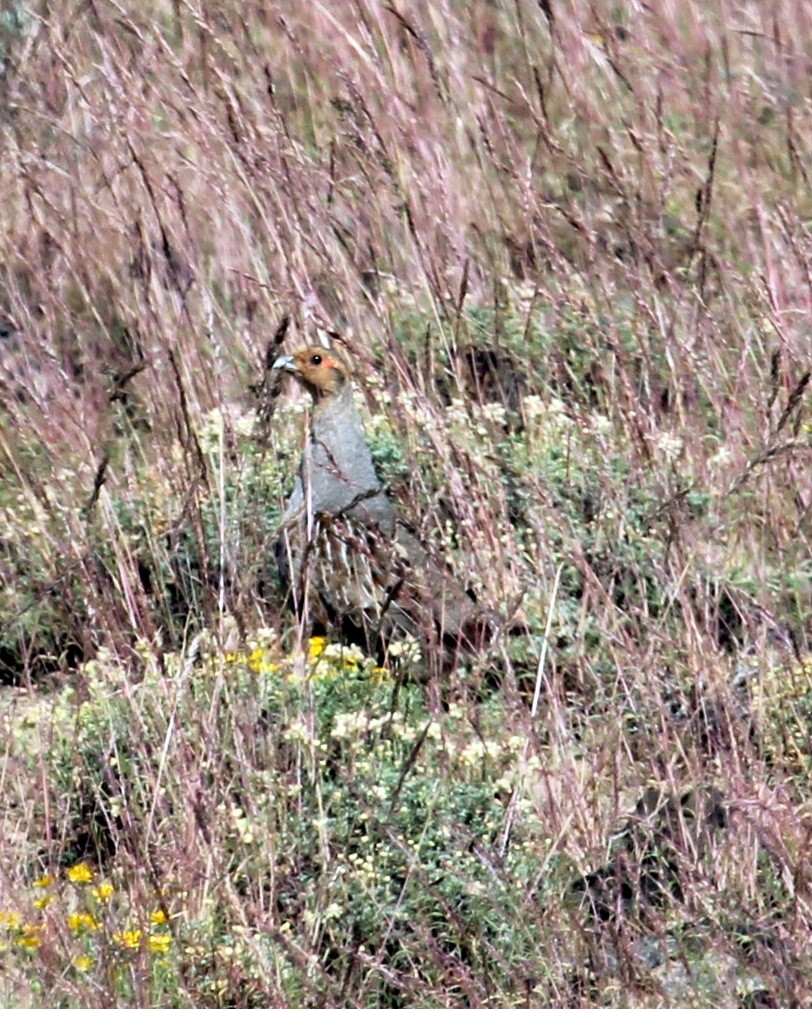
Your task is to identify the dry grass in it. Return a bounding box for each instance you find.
[0,1,811,1006]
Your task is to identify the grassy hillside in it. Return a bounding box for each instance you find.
[0,1,810,1006]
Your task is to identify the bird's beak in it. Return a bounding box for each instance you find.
[272,355,298,374]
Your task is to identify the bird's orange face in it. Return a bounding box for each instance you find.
[273,347,349,399]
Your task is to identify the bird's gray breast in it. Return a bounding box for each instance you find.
[283,407,395,533]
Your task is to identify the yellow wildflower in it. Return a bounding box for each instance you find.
[92,881,115,902]
[67,912,99,933]
[308,636,327,661]
[0,911,21,929]
[66,863,94,884]
[17,924,43,948]
[371,666,390,684]
[150,908,168,925]
[147,933,172,954]
[33,895,54,910]
[113,929,142,949]
[33,875,53,889]
[74,954,94,971]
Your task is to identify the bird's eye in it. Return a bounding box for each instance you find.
[310,354,323,366]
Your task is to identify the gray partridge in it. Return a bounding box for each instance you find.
[272,346,490,659]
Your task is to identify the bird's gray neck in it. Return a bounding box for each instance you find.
[310,383,362,445]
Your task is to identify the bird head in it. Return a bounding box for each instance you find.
[272,347,350,401]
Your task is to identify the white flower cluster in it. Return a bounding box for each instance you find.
[330,710,399,740]
[196,406,257,452]
[481,401,508,426]
[320,642,367,666]
[384,637,422,664]
[652,431,684,462]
